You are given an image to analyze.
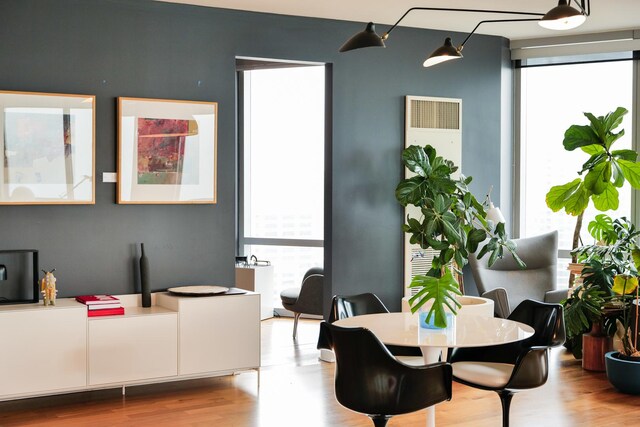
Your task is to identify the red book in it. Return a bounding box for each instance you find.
[87,307,125,317]
[87,303,121,310]
[76,295,120,305]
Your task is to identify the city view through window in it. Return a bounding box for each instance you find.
[519,61,632,285]
[241,65,325,308]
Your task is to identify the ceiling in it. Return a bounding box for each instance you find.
[157,0,639,41]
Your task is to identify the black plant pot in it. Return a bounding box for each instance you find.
[605,351,640,394]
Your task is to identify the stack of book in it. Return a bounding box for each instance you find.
[75,295,124,317]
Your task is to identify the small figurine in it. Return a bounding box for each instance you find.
[41,269,58,306]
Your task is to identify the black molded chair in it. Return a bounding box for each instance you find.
[319,321,452,427]
[280,267,324,339]
[449,299,566,427]
[317,293,423,359]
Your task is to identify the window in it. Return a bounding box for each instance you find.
[238,61,325,308]
[518,60,633,285]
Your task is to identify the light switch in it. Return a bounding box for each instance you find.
[102,172,117,183]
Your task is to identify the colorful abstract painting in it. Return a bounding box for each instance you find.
[136,118,199,185]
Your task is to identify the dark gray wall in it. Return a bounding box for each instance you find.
[0,0,510,309]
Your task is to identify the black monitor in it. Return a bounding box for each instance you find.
[0,250,39,304]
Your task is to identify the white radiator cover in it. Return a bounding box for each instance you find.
[403,96,462,299]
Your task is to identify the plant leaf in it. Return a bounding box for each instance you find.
[402,145,431,177]
[546,179,581,212]
[395,176,425,206]
[587,214,614,242]
[591,184,619,211]
[563,124,601,151]
[563,183,590,216]
[410,268,462,328]
[612,275,639,295]
[581,144,605,155]
[617,159,640,189]
[602,106,628,133]
[612,149,638,162]
[583,162,610,195]
[632,249,640,271]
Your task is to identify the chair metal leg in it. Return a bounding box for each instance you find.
[497,390,514,427]
[293,312,301,340]
[369,415,391,427]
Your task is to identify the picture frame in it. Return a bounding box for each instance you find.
[0,90,95,204]
[117,97,217,204]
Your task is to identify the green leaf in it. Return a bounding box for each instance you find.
[580,152,607,174]
[583,162,610,195]
[402,145,431,177]
[581,144,605,155]
[395,177,425,206]
[604,129,625,150]
[546,178,581,212]
[441,217,461,245]
[584,112,605,140]
[466,228,487,253]
[434,194,446,214]
[564,183,590,216]
[632,249,640,271]
[611,160,625,187]
[591,184,619,211]
[612,149,638,162]
[409,268,462,328]
[617,159,640,188]
[602,107,628,133]
[587,214,614,242]
[563,124,601,151]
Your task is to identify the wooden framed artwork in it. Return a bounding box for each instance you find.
[118,97,217,204]
[0,90,95,204]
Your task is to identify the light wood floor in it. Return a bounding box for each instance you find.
[1,318,640,426]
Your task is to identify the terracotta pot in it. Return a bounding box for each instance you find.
[582,322,613,372]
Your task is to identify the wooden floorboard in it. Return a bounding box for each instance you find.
[1,318,640,426]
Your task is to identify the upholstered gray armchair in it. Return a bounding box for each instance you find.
[469,231,566,318]
[280,267,324,339]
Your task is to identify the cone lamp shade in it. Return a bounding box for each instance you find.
[423,37,463,67]
[539,0,586,30]
[340,22,386,52]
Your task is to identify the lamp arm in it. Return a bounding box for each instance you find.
[382,7,544,40]
[458,18,542,50]
[571,0,591,16]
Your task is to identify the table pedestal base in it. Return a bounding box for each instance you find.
[420,346,446,427]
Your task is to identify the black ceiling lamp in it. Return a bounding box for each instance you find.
[539,0,589,30]
[340,22,386,52]
[340,1,590,68]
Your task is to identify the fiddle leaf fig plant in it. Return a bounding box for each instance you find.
[396,144,525,328]
[546,107,640,284]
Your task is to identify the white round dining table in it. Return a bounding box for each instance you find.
[333,312,535,427]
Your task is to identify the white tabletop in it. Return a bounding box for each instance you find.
[333,312,534,349]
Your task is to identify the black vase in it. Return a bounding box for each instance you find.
[140,243,151,308]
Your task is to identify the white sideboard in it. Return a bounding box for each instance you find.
[0,291,260,401]
[235,266,274,320]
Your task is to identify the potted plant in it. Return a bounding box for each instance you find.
[564,215,640,370]
[597,218,640,393]
[395,144,524,328]
[546,107,640,286]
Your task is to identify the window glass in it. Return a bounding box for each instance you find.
[520,61,633,285]
[240,65,325,308]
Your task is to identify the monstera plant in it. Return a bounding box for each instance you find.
[395,144,524,327]
[546,107,640,284]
